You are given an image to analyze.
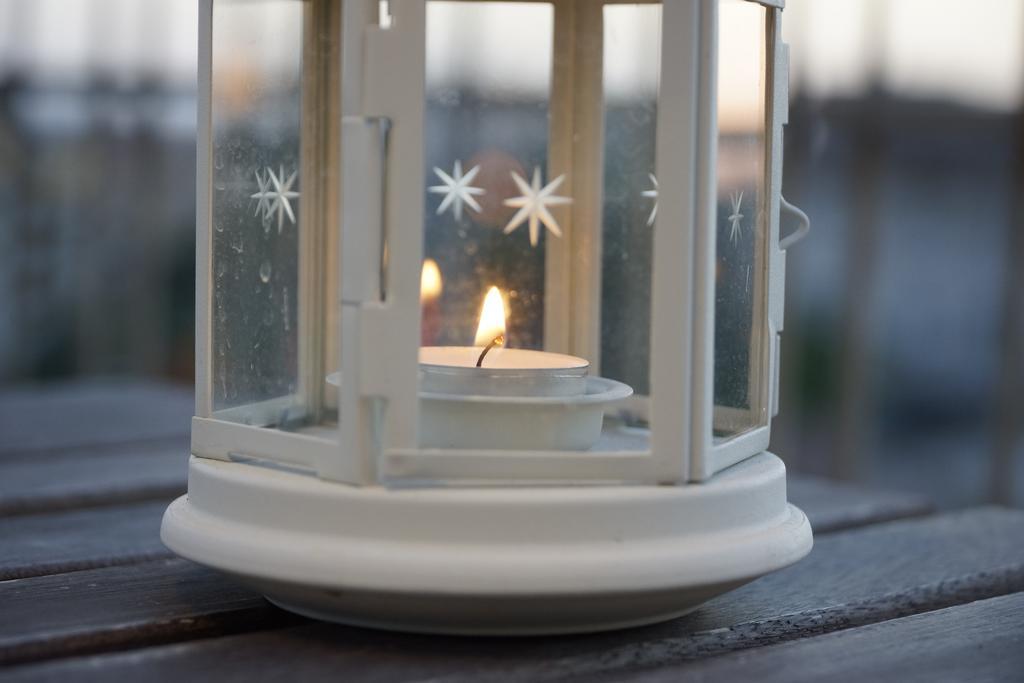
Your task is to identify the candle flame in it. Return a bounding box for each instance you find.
[421,259,443,302]
[474,286,506,346]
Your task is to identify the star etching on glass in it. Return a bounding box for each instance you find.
[727,190,745,245]
[252,166,300,234]
[502,167,572,247]
[250,170,274,221]
[429,160,485,222]
[642,173,659,227]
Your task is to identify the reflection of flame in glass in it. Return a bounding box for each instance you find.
[420,258,443,301]
[474,286,506,346]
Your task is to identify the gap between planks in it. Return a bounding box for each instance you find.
[1,507,1022,679]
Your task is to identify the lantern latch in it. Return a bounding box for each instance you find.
[778,196,810,250]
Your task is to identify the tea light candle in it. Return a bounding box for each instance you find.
[419,286,589,397]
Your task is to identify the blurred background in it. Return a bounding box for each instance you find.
[0,0,1021,508]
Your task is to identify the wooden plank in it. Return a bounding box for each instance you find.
[0,450,926,528]
[787,474,933,533]
[0,472,924,584]
[2,508,1021,680]
[0,473,925,589]
[0,383,928,525]
[615,592,1024,683]
[0,559,297,667]
[0,381,192,454]
[2,463,918,528]
[0,438,187,516]
[0,502,172,581]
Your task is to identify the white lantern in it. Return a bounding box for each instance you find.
[163,0,813,634]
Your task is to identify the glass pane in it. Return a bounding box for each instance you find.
[422,1,553,352]
[417,1,642,457]
[210,0,336,430]
[713,0,769,440]
[420,0,553,452]
[600,3,661,405]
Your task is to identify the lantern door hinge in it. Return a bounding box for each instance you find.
[340,116,389,306]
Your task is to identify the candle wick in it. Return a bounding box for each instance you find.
[476,335,505,367]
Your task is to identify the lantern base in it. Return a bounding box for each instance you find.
[162,452,811,636]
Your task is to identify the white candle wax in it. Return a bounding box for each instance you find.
[419,346,589,397]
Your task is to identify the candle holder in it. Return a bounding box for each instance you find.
[164,0,813,635]
[329,368,632,451]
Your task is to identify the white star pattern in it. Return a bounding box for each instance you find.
[256,166,300,234]
[727,190,745,245]
[250,170,274,223]
[642,173,658,227]
[429,160,485,222]
[502,167,572,247]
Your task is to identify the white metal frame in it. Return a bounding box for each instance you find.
[697,0,791,480]
[195,0,213,420]
[341,0,709,485]
[190,0,794,487]
[192,0,344,468]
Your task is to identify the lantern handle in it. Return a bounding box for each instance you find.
[778,196,810,250]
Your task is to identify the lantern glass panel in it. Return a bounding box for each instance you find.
[209,0,337,432]
[416,0,653,457]
[600,2,661,407]
[422,0,553,351]
[713,0,769,441]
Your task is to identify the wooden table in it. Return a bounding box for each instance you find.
[1,381,1022,682]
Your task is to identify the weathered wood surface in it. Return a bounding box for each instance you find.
[787,474,932,532]
[3,508,1022,680]
[0,455,929,536]
[0,502,172,581]
[0,439,187,516]
[0,381,1019,682]
[0,475,935,603]
[615,592,1024,683]
[0,381,192,454]
[0,474,933,577]
[0,559,295,667]
[0,455,928,531]
[0,383,929,529]
[0,382,190,516]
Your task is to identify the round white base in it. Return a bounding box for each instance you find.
[161,453,812,635]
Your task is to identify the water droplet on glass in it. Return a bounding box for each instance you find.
[214,222,224,233]
[438,89,460,107]
[259,261,272,283]
[629,108,651,126]
[216,261,226,278]
[213,151,225,170]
